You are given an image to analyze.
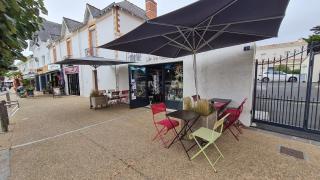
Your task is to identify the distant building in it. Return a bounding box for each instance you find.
[256,39,308,62]
[255,39,308,76]
[29,20,62,91]
[16,56,37,79]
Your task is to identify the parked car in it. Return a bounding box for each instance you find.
[258,71,298,83]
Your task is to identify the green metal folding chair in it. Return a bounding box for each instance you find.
[189,113,229,172]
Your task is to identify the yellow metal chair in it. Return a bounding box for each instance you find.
[190,113,229,172]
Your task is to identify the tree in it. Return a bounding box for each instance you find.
[304,25,320,43]
[311,26,320,35]
[0,0,47,72]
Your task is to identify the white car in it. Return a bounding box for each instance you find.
[258,71,298,82]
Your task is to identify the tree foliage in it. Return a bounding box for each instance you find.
[0,0,47,72]
[275,65,301,75]
[311,26,320,35]
[304,25,320,43]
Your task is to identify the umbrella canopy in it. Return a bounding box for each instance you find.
[100,0,290,96]
[55,56,131,67]
[56,56,132,91]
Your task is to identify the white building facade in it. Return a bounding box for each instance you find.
[48,1,151,96]
[43,0,255,126]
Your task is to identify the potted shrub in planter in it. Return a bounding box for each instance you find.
[26,85,35,97]
[193,99,217,130]
[183,97,217,130]
[90,90,108,109]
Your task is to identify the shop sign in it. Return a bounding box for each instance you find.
[64,66,79,74]
[48,64,61,71]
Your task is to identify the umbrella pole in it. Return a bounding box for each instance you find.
[193,53,199,100]
[93,68,98,91]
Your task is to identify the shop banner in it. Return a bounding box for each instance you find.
[64,66,79,74]
[48,64,61,71]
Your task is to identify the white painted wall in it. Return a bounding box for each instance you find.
[30,41,50,68]
[301,53,320,83]
[136,44,255,126]
[78,9,146,97]
[182,44,255,126]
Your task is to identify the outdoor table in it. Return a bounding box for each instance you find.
[166,110,200,159]
[209,98,232,116]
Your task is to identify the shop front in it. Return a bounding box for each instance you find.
[129,62,183,110]
[35,64,64,93]
[64,65,80,96]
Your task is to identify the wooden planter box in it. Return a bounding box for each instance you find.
[180,111,218,134]
[193,111,218,130]
[90,96,108,109]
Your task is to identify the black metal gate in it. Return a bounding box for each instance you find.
[252,44,320,134]
[67,74,80,96]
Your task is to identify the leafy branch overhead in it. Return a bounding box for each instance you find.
[0,0,47,71]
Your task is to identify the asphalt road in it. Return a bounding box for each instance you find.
[256,82,320,101]
[254,82,320,132]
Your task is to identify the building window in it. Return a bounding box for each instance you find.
[66,38,72,57]
[88,27,97,56]
[53,46,57,62]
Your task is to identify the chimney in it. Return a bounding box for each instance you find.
[146,0,157,19]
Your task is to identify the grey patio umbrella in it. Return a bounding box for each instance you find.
[100,0,290,97]
[56,56,132,91]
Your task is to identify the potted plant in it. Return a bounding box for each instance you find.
[90,90,108,109]
[26,85,35,97]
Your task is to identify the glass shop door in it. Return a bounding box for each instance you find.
[129,65,149,108]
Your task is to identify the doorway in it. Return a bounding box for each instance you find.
[129,62,183,109]
[67,73,80,95]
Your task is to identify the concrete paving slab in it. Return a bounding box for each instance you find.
[0,149,10,180]
[2,95,320,179]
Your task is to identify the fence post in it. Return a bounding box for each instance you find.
[251,60,258,123]
[303,43,315,130]
[0,100,9,132]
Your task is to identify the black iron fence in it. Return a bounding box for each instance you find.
[252,44,320,133]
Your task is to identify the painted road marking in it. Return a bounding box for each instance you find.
[11,116,124,149]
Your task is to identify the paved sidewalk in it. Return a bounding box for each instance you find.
[0,149,10,180]
[1,95,320,179]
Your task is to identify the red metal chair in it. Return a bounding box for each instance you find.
[120,90,129,103]
[221,98,247,141]
[151,103,179,147]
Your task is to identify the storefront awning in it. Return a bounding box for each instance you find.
[55,56,132,91]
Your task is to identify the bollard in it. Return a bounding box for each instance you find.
[0,100,9,132]
[6,92,11,108]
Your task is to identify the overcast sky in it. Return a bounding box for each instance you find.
[23,0,320,55]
